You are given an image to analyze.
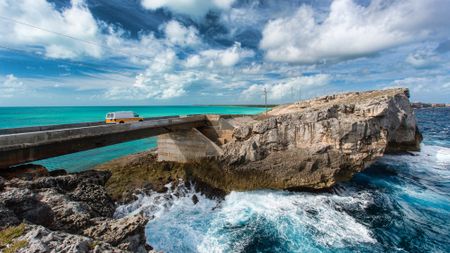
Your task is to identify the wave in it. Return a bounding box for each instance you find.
[115,182,376,253]
[114,144,450,253]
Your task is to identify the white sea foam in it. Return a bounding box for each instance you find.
[381,144,450,178]
[436,147,450,165]
[116,183,376,253]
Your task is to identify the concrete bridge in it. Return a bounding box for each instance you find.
[0,114,242,169]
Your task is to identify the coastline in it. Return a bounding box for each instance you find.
[1,89,449,252]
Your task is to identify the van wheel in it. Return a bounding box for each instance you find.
[139,119,143,122]
[119,121,124,124]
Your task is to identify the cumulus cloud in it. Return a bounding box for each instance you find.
[0,74,27,97]
[141,0,236,18]
[184,42,254,68]
[384,75,450,102]
[105,49,197,100]
[242,74,330,100]
[0,0,102,59]
[260,0,450,64]
[163,20,200,46]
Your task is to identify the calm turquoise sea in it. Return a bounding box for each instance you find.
[0,106,266,172]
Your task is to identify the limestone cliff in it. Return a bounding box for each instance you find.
[192,88,422,191]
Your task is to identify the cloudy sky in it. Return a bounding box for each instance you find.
[0,0,449,106]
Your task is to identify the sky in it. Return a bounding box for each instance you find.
[0,0,449,106]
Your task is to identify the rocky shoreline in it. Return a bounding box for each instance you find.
[0,88,422,252]
[0,166,152,253]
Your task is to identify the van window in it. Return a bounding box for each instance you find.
[134,113,139,117]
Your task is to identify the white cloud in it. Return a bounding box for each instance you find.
[405,47,440,68]
[0,0,102,59]
[105,49,196,100]
[0,74,27,97]
[387,75,450,101]
[242,74,330,100]
[185,42,254,68]
[141,0,236,18]
[163,20,200,46]
[260,0,450,64]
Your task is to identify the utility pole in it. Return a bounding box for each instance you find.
[291,87,294,102]
[298,86,302,101]
[264,87,268,115]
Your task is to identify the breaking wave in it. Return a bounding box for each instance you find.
[115,143,450,253]
[115,182,377,252]
[115,109,450,253]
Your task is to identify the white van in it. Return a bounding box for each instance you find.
[105,111,143,124]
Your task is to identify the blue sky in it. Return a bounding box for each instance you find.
[0,0,449,106]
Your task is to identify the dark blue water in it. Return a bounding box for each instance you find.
[116,108,450,253]
[0,106,266,172]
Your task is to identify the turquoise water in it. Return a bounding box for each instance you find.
[0,106,266,172]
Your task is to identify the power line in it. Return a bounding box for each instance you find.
[0,15,107,50]
[0,44,134,83]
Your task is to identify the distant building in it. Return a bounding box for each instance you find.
[411,102,449,109]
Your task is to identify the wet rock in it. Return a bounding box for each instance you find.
[192,194,199,205]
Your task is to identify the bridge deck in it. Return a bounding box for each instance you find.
[0,115,207,168]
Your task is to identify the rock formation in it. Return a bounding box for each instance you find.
[203,88,421,190]
[0,169,152,253]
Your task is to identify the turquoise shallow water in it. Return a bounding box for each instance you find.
[0,106,266,172]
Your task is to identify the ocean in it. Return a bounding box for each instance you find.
[1,106,449,252]
[0,106,267,172]
[114,108,450,253]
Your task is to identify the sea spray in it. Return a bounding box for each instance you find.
[114,143,450,253]
[115,182,377,252]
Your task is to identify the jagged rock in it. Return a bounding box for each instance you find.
[192,88,422,191]
[0,170,152,252]
[13,223,140,253]
[1,171,115,233]
[69,183,115,217]
[6,170,111,192]
[0,188,54,227]
[83,215,151,253]
[0,203,20,229]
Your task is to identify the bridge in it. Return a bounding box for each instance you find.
[0,115,215,169]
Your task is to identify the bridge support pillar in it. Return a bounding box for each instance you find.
[157,128,223,163]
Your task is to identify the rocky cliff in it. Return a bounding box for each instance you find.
[0,167,152,253]
[188,88,422,191]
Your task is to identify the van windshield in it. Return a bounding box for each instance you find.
[134,113,139,117]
